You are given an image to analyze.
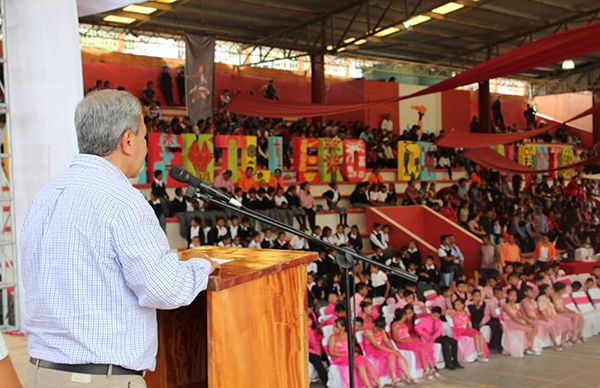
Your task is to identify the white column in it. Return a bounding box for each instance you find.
[6,0,82,324]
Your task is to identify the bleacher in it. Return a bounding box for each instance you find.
[135,169,468,249]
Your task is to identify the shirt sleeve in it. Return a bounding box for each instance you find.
[111,199,212,310]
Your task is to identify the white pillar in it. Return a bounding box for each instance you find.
[6,0,82,325]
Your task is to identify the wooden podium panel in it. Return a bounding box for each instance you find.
[145,247,316,388]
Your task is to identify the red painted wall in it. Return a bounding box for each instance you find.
[325,80,366,124]
[367,206,482,278]
[363,80,400,132]
[441,90,471,132]
[470,92,528,129]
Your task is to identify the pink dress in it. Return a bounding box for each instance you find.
[391,321,435,368]
[328,335,379,388]
[501,303,533,357]
[538,295,572,336]
[520,299,558,342]
[452,311,489,359]
[308,325,323,355]
[553,296,583,335]
[362,329,406,378]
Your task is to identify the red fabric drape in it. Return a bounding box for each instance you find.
[464,147,600,174]
[435,104,600,148]
[228,22,600,118]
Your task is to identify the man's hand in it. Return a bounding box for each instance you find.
[203,257,221,275]
[180,251,221,274]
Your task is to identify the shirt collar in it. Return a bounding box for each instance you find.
[70,154,130,185]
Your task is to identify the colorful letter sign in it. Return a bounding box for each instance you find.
[268,136,284,173]
[292,137,319,183]
[214,135,257,181]
[318,137,344,182]
[147,133,182,184]
[182,134,214,183]
[397,141,421,181]
[341,139,367,183]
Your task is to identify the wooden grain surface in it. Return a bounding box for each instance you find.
[146,247,314,388]
[208,263,309,388]
[180,246,317,291]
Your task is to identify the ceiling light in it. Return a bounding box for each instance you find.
[374,26,400,37]
[432,2,464,15]
[337,47,346,52]
[123,4,157,14]
[344,37,356,44]
[403,15,431,29]
[326,45,334,51]
[561,59,575,70]
[353,39,367,45]
[153,0,177,3]
[103,15,136,24]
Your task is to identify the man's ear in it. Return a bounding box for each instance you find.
[121,129,134,155]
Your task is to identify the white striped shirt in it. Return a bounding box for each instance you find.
[20,154,212,371]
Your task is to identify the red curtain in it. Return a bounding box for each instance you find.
[228,21,600,118]
[435,104,600,148]
[464,147,600,174]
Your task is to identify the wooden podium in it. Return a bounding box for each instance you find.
[144,246,317,388]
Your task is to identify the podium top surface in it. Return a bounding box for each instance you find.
[181,247,317,291]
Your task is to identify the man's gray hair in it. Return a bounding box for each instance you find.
[74,90,142,156]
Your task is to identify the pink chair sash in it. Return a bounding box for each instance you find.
[424,292,438,301]
[573,296,591,306]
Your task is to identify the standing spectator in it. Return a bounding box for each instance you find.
[176,65,185,106]
[262,79,278,100]
[219,88,232,109]
[492,97,504,126]
[534,234,556,266]
[480,235,497,279]
[524,104,537,128]
[498,234,521,267]
[299,182,316,230]
[470,116,479,132]
[159,65,174,106]
[438,235,457,287]
[285,185,307,230]
[142,81,156,103]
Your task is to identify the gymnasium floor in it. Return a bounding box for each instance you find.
[5,334,600,387]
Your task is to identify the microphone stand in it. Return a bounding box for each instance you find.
[192,190,418,388]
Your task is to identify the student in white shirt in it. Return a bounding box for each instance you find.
[248,231,262,249]
[290,234,309,250]
[331,224,349,247]
[369,223,388,250]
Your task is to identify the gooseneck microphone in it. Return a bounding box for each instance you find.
[169,166,242,208]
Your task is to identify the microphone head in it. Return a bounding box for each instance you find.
[169,166,191,184]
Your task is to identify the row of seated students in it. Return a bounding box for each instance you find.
[306,259,600,387]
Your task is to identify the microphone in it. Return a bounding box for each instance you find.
[169,166,242,208]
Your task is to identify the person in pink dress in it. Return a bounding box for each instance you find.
[328,318,379,388]
[363,317,415,386]
[391,306,438,380]
[359,300,375,331]
[537,284,572,347]
[519,286,563,351]
[552,282,585,343]
[451,298,489,362]
[501,289,539,356]
[324,291,340,316]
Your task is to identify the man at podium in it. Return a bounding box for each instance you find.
[20,90,218,388]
